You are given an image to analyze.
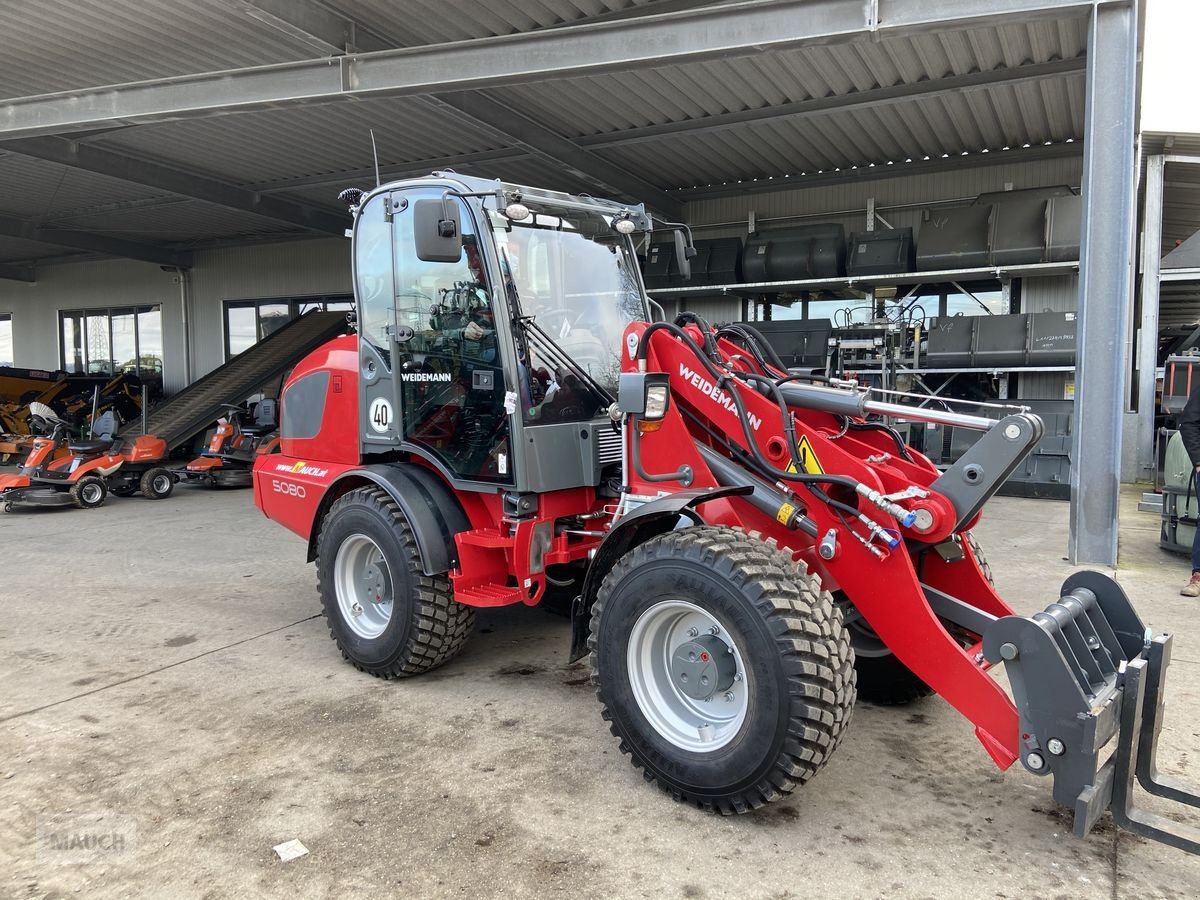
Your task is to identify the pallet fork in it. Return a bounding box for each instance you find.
[986,572,1200,851]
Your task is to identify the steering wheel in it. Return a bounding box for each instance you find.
[534,307,579,336]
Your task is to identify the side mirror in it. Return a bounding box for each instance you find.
[413,198,463,263]
[673,229,692,282]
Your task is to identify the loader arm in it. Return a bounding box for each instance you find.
[618,317,1200,851]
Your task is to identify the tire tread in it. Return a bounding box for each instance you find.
[588,525,856,815]
[316,486,473,678]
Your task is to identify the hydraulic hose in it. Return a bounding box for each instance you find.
[639,322,916,530]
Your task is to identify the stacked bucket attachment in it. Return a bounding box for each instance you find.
[985,572,1200,852]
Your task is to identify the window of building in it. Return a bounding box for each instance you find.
[224,296,352,359]
[0,314,12,367]
[753,279,1012,324]
[60,306,163,393]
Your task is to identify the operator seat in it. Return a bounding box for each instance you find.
[240,399,277,438]
[68,410,118,455]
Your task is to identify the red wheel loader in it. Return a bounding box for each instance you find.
[254,173,1200,852]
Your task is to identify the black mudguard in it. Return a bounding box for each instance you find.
[307,463,470,576]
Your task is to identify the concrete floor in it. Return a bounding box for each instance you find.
[1,477,1199,899]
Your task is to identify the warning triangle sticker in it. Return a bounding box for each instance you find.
[785,436,825,476]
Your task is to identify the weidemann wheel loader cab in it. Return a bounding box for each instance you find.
[256,172,658,614]
[352,174,642,496]
[255,173,1200,854]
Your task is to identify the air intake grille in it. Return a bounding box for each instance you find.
[596,425,622,465]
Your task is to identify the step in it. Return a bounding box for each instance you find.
[452,582,525,607]
[1138,501,1164,514]
[457,527,513,549]
[1142,491,1163,504]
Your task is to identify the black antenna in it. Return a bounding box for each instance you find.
[369,129,381,187]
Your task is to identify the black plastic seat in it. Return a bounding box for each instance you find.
[241,398,277,438]
[68,439,114,454]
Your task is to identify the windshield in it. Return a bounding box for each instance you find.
[489,207,647,402]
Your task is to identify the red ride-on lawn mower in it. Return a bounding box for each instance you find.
[0,403,76,510]
[183,400,279,487]
[8,410,176,510]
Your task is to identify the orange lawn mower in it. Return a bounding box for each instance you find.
[3,408,176,511]
[182,399,279,488]
[0,403,77,508]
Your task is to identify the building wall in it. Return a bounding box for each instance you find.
[187,238,351,381]
[0,257,188,386]
[0,237,351,394]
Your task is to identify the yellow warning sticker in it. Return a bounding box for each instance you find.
[776,502,797,525]
[785,436,825,476]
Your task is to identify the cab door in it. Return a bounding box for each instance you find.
[354,187,514,486]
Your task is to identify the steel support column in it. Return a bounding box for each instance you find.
[1131,154,1164,483]
[1069,0,1140,565]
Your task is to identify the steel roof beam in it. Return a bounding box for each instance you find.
[0,263,36,282]
[1,137,348,236]
[675,142,1083,199]
[0,214,190,267]
[0,0,1095,139]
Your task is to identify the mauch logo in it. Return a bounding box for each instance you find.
[274,461,330,477]
[38,813,136,865]
[401,372,452,382]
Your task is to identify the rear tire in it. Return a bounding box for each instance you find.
[589,526,855,814]
[70,475,107,509]
[140,467,174,500]
[316,486,474,678]
[852,530,994,706]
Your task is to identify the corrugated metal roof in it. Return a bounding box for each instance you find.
[0,153,171,219]
[87,96,509,186]
[498,22,1088,139]
[585,79,1085,189]
[46,199,310,244]
[0,4,1097,264]
[0,234,89,264]
[0,0,326,99]
[326,0,657,45]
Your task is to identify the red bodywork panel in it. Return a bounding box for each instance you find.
[254,334,605,608]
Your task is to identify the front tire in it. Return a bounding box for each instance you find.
[316,486,474,678]
[70,475,107,509]
[140,467,175,500]
[589,526,855,814]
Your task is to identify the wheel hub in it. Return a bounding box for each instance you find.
[671,635,736,700]
[626,600,749,752]
[334,534,394,640]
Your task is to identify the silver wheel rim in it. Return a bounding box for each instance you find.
[626,600,749,752]
[152,474,171,495]
[334,534,393,640]
[82,482,103,505]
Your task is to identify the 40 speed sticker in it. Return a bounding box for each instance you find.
[368,397,393,433]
